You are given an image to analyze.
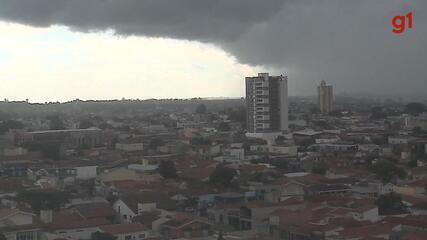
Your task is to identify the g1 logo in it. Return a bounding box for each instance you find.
[392,12,413,34]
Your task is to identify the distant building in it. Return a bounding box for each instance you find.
[245,73,288,135]
[318,80,333,113]
[28,128,104,148]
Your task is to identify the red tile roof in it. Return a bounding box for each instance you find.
[338,223,398,239]
[383,216,427,229]
[99,223,148,235]
[405,233,427,240]
[73,202,115,219]
[407,179,427,188]
[50,218,110,229]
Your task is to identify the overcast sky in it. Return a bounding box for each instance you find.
[0,0,425,102]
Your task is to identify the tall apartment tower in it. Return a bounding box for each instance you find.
[318,80,333,113]
[246,73,288,133]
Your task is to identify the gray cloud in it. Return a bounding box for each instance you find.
[0,0,426,97]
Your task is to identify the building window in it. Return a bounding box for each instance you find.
[17,231,36,240]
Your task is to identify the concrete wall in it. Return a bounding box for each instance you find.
[116,143,144,152]
[362,207,380,222]
[76,166,97,180]
[0,213,33,227]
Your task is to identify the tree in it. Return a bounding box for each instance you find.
[158,160,177,179]
[228,107,246,129]
[370,107,387,120]
[375,192,408,215]
[79,119,95,129]
[405,102,427,116]
[99,122,113,130]
[217,122,231,132]
[195,104,207,114]
[0,120,24,134]
[190,136,211,145]
[91,231,116,240]
[209,165,237,188]
[24,142,62,160]
[412,126,427,135]
[372,160,406,183]
[16,190,70,212]
[311,162,329,175]
[149,138,164,150]
[329,110,343,117]
[48,115,65,130]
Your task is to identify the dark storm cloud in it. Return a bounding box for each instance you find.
[0,0,285,41]
[0,0,426,97]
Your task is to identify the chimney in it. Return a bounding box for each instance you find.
[40,209,53,223]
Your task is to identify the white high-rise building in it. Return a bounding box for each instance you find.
[318,80,333,114]
[246,73,288,134]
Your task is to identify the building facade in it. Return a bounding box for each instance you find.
[318,80,333,114]
[246,73,288,133]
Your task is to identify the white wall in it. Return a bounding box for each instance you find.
[113,199,137,223]
[269,145,297,156]
[114,231,149,240]
[362,207,379,222]
[0,213,33,227]
[116,143,144,152]
[281,183,305,197]
[76,166,97,180]
[3,147,27,156]
[55,227,99,240]
[279,76,288,131]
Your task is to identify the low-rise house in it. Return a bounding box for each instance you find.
[306,184,351,196]
[160,215,212,239]
[175,159,217,182]
[113,191,177,223]
[50,218,111,239]
[393,179,427,196]
[336,222,401,240]
[208,200,305,232]
[269,208,342,240]
[116,141,144,152]
[388,135,418,145]
[409,167,427,181]
[351,183,380,198]
[401,195,427,215]
[71,202,116,222]
[97,168,161,184]
[98,223,150,240]
[0,208,41,240]
[132,210,171,233]
[221,147,245,163]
